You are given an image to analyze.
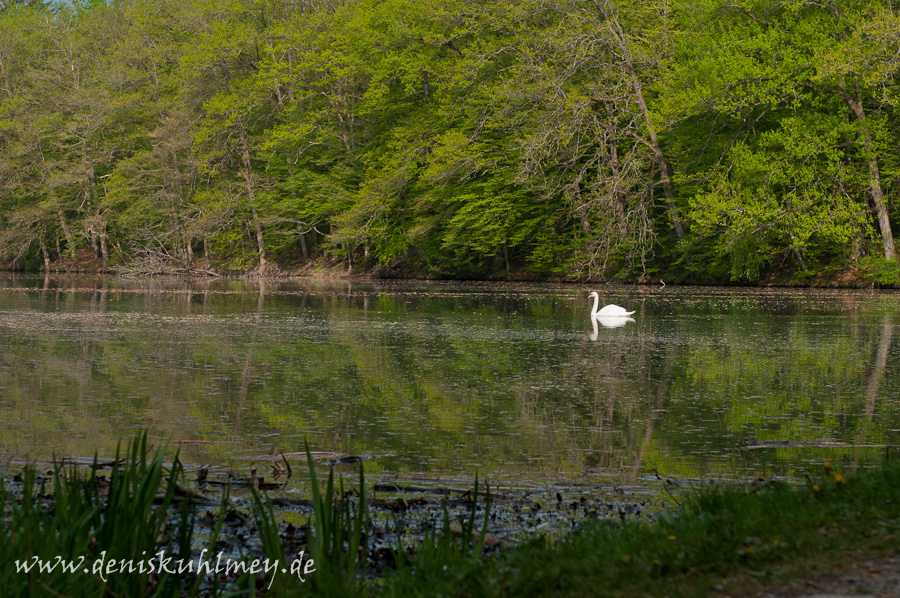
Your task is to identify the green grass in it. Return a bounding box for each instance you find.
[3,434,900,598]
[368,462,900,598]
[260,457,900,597]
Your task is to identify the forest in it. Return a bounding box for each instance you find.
[1,0,899,284]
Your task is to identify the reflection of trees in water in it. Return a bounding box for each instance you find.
[233,280,265,433]
[537,316,676,481]
[0,280,898,481]
[860,314,894,445]
[655,306,900,477]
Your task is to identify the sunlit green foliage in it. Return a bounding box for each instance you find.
[1,0,899,282]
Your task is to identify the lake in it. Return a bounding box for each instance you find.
[1,274,898,486]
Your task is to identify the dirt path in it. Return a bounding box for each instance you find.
[721,552,900,598]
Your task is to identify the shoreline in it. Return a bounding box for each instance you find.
[1,264,896,290]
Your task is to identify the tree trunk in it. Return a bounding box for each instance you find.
[239,125,267,272]
[85,158,102,262]
[58,208,77,260]
[328,82,355,153]
[598,0,685,239]
[604,103,628,236]
[203,236,211,270]
[300,231,310,259]
[100,231,109,267]
[421,69,431,100]
[846,86,896,260]
[1,59,12,99]
[40,236,50,271]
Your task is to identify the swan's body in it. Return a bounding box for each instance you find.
[588,291,635,317]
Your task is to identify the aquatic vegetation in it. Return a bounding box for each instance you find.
[0,433,200,597]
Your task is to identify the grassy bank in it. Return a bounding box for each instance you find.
[371,465,900,598]
[3,435,899,597]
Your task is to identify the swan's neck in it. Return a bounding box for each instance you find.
[590,293,599,316]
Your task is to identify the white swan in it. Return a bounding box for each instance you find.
[588,291,635,317]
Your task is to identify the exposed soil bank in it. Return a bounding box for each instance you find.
[2,256,896,289]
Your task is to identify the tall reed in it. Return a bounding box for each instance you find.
[0,433,194,597]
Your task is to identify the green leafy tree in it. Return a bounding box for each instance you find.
[665,0,900,280]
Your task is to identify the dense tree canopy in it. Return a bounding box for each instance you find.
[1,0,898,283]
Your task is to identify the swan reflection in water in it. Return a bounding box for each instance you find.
[590,313,635,339]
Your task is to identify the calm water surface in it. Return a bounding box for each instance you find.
[1,274,898,484]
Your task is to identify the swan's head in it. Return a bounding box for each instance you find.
[588,291,599,300]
